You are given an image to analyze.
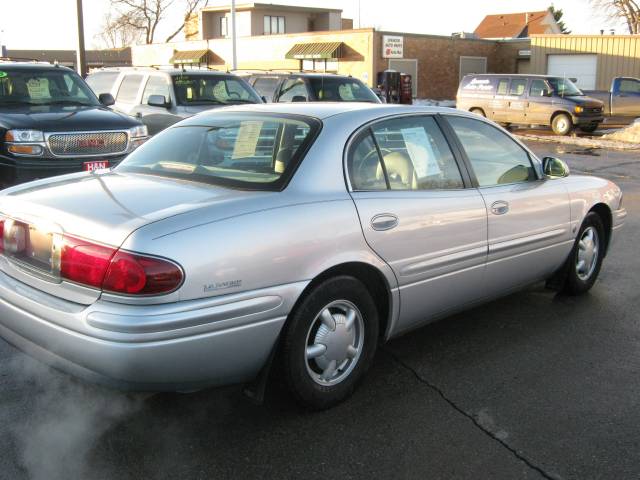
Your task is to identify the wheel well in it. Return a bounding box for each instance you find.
[469,107,485,116]
[589,203,612,254]
[295,263,392,342]
[551,110,571,123]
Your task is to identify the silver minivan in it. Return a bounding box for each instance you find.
[456,74,604,135]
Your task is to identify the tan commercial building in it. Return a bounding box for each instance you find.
[528,34,640,90]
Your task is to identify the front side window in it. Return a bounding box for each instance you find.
[0,69,99,107]
[308,77,379,103]
[172,74,261,105]
[142,76,171,105]
[86,71,119,96]
[348,116,464,191]
[530,79,551,97]
[447,116,536,187]
[277,78,308,102]
[118,114,319,190]
[116,74,144,103]
[509,79,527,96]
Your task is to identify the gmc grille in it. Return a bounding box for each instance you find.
[48,132,128,156]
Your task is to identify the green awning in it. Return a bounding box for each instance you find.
[170,49,210,64]
[285,42,343,60]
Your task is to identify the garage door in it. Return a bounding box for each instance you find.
[547,54,597,90]
[388,59,418,98]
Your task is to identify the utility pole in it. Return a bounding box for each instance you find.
[75,0,87,76]
[231,0,237,70]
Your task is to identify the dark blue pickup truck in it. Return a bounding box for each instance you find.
[0,62,148,188]
[584,77,640,125]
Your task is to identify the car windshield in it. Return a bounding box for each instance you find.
[308,77,379,103]
[117,114,320,190]
[171,74,261,106]
[548,77,584,96]
[0,69,100,107]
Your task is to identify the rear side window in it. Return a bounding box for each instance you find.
[348,116,464,191]
[308,77,379,103]
[86,71,119,95]
[496,79,509,95]
[142,76,171,104]
[252,77,280,101]
[509,79,527,96]
[116,74,143,103]
[447,116,536,187]
[278,78,308,102]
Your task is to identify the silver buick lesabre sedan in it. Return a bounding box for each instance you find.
[0,104,626,409]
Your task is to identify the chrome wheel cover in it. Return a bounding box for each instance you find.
[304,300,365,386]
[576,226,599,281]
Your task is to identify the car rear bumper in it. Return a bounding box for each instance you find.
[0,153,128,187]
[0,270,307,391]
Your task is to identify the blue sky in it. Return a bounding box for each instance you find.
[0,0,626,50]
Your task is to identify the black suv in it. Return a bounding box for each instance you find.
[244,72,381,103]
[0,62,148,187]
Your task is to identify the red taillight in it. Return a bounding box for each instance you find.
[103,251,182,295]
[60,236,182,295]
[61,236,116,288]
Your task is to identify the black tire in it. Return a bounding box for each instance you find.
[470,108,485,117]
[551,113,573,136]
[562,212,606,295]
[579,123,599,134]
[280,276,379,410]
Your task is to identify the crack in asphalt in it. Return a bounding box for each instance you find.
[382,348,561,480]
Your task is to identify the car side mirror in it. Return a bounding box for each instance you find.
[148,95,169,108]
[98,93,115,106]
[543,157,570,178]
[291,95,307,102]
[260,95,268,103]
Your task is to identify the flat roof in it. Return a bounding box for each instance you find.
[201,3,342,13]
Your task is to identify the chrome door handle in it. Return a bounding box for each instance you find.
[371,213,398,231]
[491,201,509,215]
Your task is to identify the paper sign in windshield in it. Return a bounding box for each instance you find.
[232,121,263,159]
[400,127,441,177]
[26,78,50,99]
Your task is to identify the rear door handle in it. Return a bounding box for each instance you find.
[491,201,509,215]
[371,213,398,231]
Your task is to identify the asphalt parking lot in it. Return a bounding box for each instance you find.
[0,140,638,480]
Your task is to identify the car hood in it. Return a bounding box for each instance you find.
[565,95,604,108]
[0,171,273,247]
[0,105,141,131]
[178,104,225,116]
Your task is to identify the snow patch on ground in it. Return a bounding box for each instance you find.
[515,132,640,151]
[601,119,640,144]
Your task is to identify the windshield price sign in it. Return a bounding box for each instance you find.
[382,35,404,58]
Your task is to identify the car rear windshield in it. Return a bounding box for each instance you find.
[0,69,100,107]
[117,113,320,190]
[308,77,379,103]
[172,74,261,106]
[548,77,584,96]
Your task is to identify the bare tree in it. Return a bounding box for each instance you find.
[591,0,640,33]
[98,11,142,48]
[104,0,209,45]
